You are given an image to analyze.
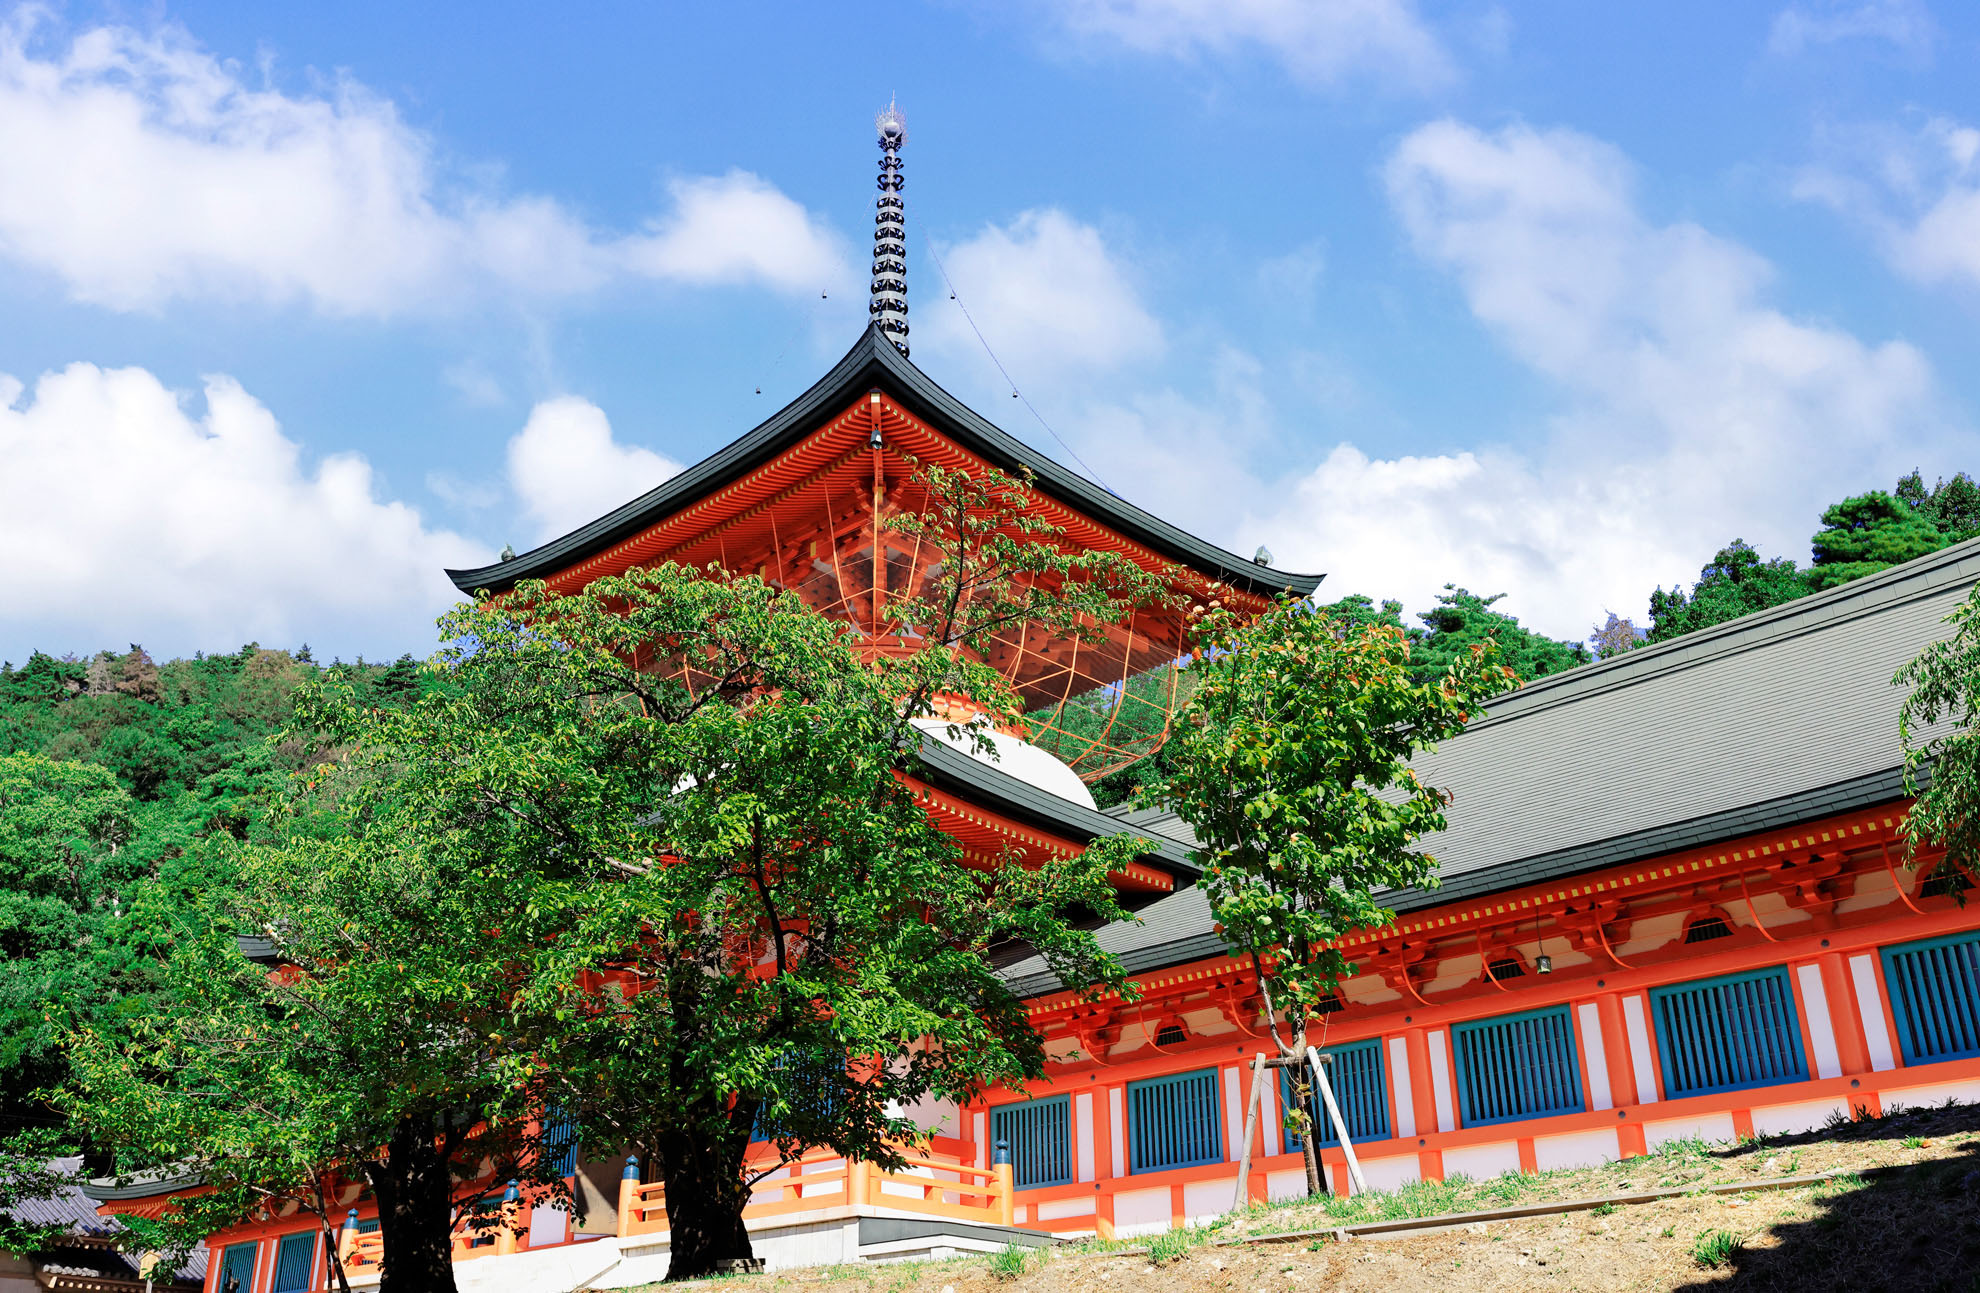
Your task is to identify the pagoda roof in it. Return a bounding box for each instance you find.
[447,325,1322,600]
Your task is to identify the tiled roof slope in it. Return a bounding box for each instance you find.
[1000,537,1980,996]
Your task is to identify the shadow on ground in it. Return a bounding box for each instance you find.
[1671,1101,1980,1293]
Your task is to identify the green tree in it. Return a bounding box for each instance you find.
[1808,491,1948,590]
[1151,600,1511,1192]
[1895,584,1980,888]
[1411,586,1588,684]
[1646,539,1812,643]
[70,559,1147,1287]
[1588,612,1644,659]
[1897,469,1980,542]
[0,754,141,1133]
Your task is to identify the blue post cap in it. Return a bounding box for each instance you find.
[503,1178,520,1202]
[992,1138,1011,1166]
[345,1208,358,1225]
[622,1154,640,1180]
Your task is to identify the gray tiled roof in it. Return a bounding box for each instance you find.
[1000,537,1980,995]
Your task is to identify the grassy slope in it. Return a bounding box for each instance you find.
[658,1099,1980,1292]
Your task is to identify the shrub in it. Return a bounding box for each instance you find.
[1691,1229,1743,1269]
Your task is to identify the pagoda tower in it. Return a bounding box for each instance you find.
[451,106,1322,896]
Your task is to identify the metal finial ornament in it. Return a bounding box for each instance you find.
[871,99,909,356]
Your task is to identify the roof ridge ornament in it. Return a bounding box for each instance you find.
[871,98,909,356]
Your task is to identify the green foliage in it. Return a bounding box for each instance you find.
[1587,612,1644,660]
[1154,599,1513,1047]
[1409,587,1589,685]
[1809,491,1950,590]
[0,754,142,1124]
[68,563,1141,1286]
[1145,1228,1196,1264]
[1897,469,1980,542]
[1896,584,1980,886]
[0,645,427,1143]
[1647,540,1812,643]
[1690,1228,1743,1268]
[989,1244,1033,1279]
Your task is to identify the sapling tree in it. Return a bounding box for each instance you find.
[1896,583,1980,883]
[1152,599,1511,1193]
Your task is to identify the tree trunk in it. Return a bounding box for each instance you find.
[366,1116,461,1293]
[656,1115,755,1282]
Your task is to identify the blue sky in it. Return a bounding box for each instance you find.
[2,0,1977,662]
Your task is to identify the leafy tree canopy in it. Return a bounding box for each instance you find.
[1808,491,1949,591]
[1151,598,1511,1189]
[1897,469,1980,542]
[1896,584,1980,884]
[1410,586,1589,684]
[1646,539,1812,644]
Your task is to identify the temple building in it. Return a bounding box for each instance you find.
[93,105,1980,1286]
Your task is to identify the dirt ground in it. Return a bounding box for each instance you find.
[648,1101,1980,1293]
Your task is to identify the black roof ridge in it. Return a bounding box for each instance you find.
[1461,534,1980,735]
[996,764,1913,997]
[450,324,1323,600]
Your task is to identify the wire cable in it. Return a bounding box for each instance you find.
[925,242,1119,496]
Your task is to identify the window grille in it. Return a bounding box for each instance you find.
[1649,967,1807,1098]
[991,1094,1073,1189]
[1486,958,1525,981]
[1314,993,1345,1016]
[1684,916,1732,944]
[272,1232,315,1293]
[1452,1006,1584,1126]
[1281,1039,1390,1150]
[1882,931,1980,1065]
[1154,1023,1188,1047]
[216,1241,257,1293]
[751,1048,843,1143]
[1127,1068,1224,1173]
[543,1105,578,1177]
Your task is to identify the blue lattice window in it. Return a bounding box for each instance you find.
[1649,967,1807,1098]
[272,1232,315,1293]
[216,1241,257,1293]
[1882,931,1980,1065]
[1281,1039,1390,1150]
[1452,1006,1585,1127]
[991,1094,1073,1189]
[1127,1068,1224,1173]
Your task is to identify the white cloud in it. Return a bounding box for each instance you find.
[0,13,853,315]
[1767,1,1934,59]
[1049,0,1454,91]
[0,363,483,659]
[1225,120,1953,640]
[924,209,1164,382]
[1797,116,1980,294]
[505,396,683,545]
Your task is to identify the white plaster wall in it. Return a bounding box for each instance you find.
[1751,1099,1850,1136]
[1850,954,1898,1071]
[1442,1141,1521,1181]
[1796,965,1843,1080]
[1076,1091,1096,1183]
[1360,1153,1422,1192]
[1266,1169,1310,1203]
[1110,1186,1172,1236]
[1036,1196,1096,1220]
[1882,1079,1980,1110]
[1534,1128,1619,1172]
[525,1204,568,1248]
[1645,1112,1736,1149]
[1387,1036,1417,1138]
[1183,1179,1237,1224]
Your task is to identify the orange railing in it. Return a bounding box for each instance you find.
[334,1188,529,1279]
[616,1145,1014,1239]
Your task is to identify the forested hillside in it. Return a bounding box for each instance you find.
[0,646,423,1141]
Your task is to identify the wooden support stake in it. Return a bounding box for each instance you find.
[1231,1052,1268,1213]
[1306,1047,1368,1197]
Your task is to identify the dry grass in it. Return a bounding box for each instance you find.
[634,1100,1980,1293]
